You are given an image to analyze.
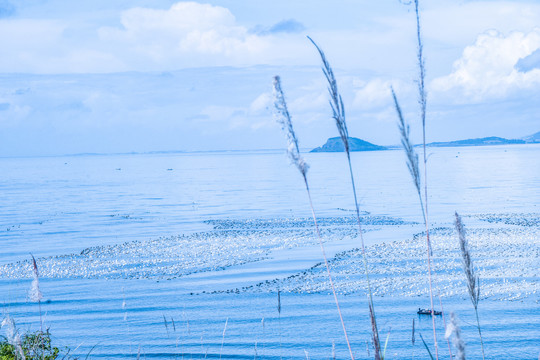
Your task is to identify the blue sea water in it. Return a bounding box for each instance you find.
[0,145,539,359]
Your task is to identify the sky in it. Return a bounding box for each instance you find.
[0,0,539,156]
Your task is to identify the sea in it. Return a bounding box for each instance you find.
[0,145,538,359]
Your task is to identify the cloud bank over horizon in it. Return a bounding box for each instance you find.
[0,0,539,156]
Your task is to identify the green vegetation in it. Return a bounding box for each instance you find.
[0,330,65,360]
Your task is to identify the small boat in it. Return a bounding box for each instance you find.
[417,308,442,316]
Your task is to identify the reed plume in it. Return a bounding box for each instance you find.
[272,75,354,360]
[29,255,43,304]
[273,76,309,181]
[1,315,25,360]
[392,88,421,212]
[306,37,349,155]
[30,254,44,344]
[308,35,381,359]
[444,313,466,360]
[454,212,485,360]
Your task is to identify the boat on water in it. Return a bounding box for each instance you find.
[417,308,442,316]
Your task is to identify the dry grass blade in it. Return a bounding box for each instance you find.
[419,333,434,360]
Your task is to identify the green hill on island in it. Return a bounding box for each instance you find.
[310,137,387,152]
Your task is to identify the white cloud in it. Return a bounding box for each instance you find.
[431,29,540,102]
[422,2,540,45]
[98,2,270,68]
[248,92,272,115]
[3,1,540,75]
[352,78,396,110]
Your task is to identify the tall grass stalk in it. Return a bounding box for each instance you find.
[273,75,355,360]
[307,35,381,359]
[219,317,228,360]
[391,0,442,357]
[391,88,438,358]
[454,212,485,360]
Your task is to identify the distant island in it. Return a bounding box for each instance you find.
[310,131,539,153]
[310,137,387,152]
[426,136,526,147]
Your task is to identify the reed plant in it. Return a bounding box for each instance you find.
[391,0,440,358]
[1,315,25,360]
[391,87,441,359]
[454,212,485,360]
[272,75,355,360]
[307,36,381,359]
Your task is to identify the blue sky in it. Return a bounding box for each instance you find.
[0,0,539,156]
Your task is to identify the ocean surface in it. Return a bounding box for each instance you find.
[0,145,538,359]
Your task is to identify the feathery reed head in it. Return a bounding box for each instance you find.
[272,76,309,178]
[392,87,421,196]
[454,212,480,309]
[29,254,43,303]
[1,315,25,360]
[1,315,17,345]
[307,36,350,155]
[445,312,466,360]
